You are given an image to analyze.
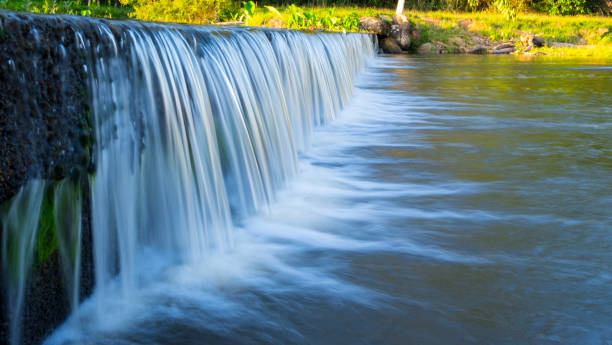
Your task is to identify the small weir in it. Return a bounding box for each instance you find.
[0,13,374,344]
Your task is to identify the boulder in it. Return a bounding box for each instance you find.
[410,28,422,43]
[521,34,545,48]
[417,42,432,54]
[450,36,465,46]
[491,47,515,54]
[432,41,449,54]
[532,36,546,47]
[469,46,488,54]
[494,42,515,50]
[392,13,409,25]
[390,23,411,50]
[358,17,390,36]
[380,37,402,54]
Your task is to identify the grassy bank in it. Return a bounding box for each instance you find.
[405,10,612,57]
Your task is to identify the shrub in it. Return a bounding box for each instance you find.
[542,0,588,14]
[121,0,236,24]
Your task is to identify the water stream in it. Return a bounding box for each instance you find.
[51,54,612,344]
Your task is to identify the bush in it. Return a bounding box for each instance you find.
[543,0,588,14]
[121,0,236,24]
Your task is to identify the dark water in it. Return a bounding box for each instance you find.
[50,55,612,345]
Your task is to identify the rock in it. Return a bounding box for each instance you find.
[449,36,467,53]
[532,36,546,47]
[380,37,403,54]
[494,42,515,50]
[267,18,284,28]
[410,28,422,43]
[521,34,545,48]
[450,36,465,46]
[358,17,390,36]
[597,27,609,37]
[390,23,411,50]
[432,42,449,54]
[0,13,96,345]
[417,42,431,54]
[491,47,515,54]
[469,46,488,54]
[520,34,531,46]
[392,13,409,25]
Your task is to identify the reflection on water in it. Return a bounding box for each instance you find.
[49,55,612,344]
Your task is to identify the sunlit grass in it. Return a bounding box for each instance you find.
[0,0,130,19]
[409,10,612,45]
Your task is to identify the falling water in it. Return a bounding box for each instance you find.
[1,180,44,345]
[1,179,85,345]
[53,180,83,314]
[77,21,374,326]
[1,16,374,344]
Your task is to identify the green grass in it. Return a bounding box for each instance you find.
[0,0,130,19]
[405,11,612,57]
[409,11,612,45]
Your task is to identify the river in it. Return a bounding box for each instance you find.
[46,54,612,344]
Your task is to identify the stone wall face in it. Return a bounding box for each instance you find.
[0,11,95,345]
[0,11,93,204]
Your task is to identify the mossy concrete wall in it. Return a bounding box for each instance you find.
[0,11,95,345]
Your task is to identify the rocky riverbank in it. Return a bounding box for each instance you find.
[358,13,606,56]
[357,13,611,57]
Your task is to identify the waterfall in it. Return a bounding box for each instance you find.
[1,15,375,344]
[81,22,374,320]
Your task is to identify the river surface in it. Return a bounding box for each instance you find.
[48,55,612,344]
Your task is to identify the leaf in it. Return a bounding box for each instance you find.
[243,1,255,17]
[265,5,282,18]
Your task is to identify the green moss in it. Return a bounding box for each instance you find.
[35,184,58,265]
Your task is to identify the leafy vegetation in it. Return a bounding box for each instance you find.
[259,0,610,15]
[1,0,610,58]
[0,0,130,19]
[121,0,234,24]
[2,0,609,24]
[235,3,364,31]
